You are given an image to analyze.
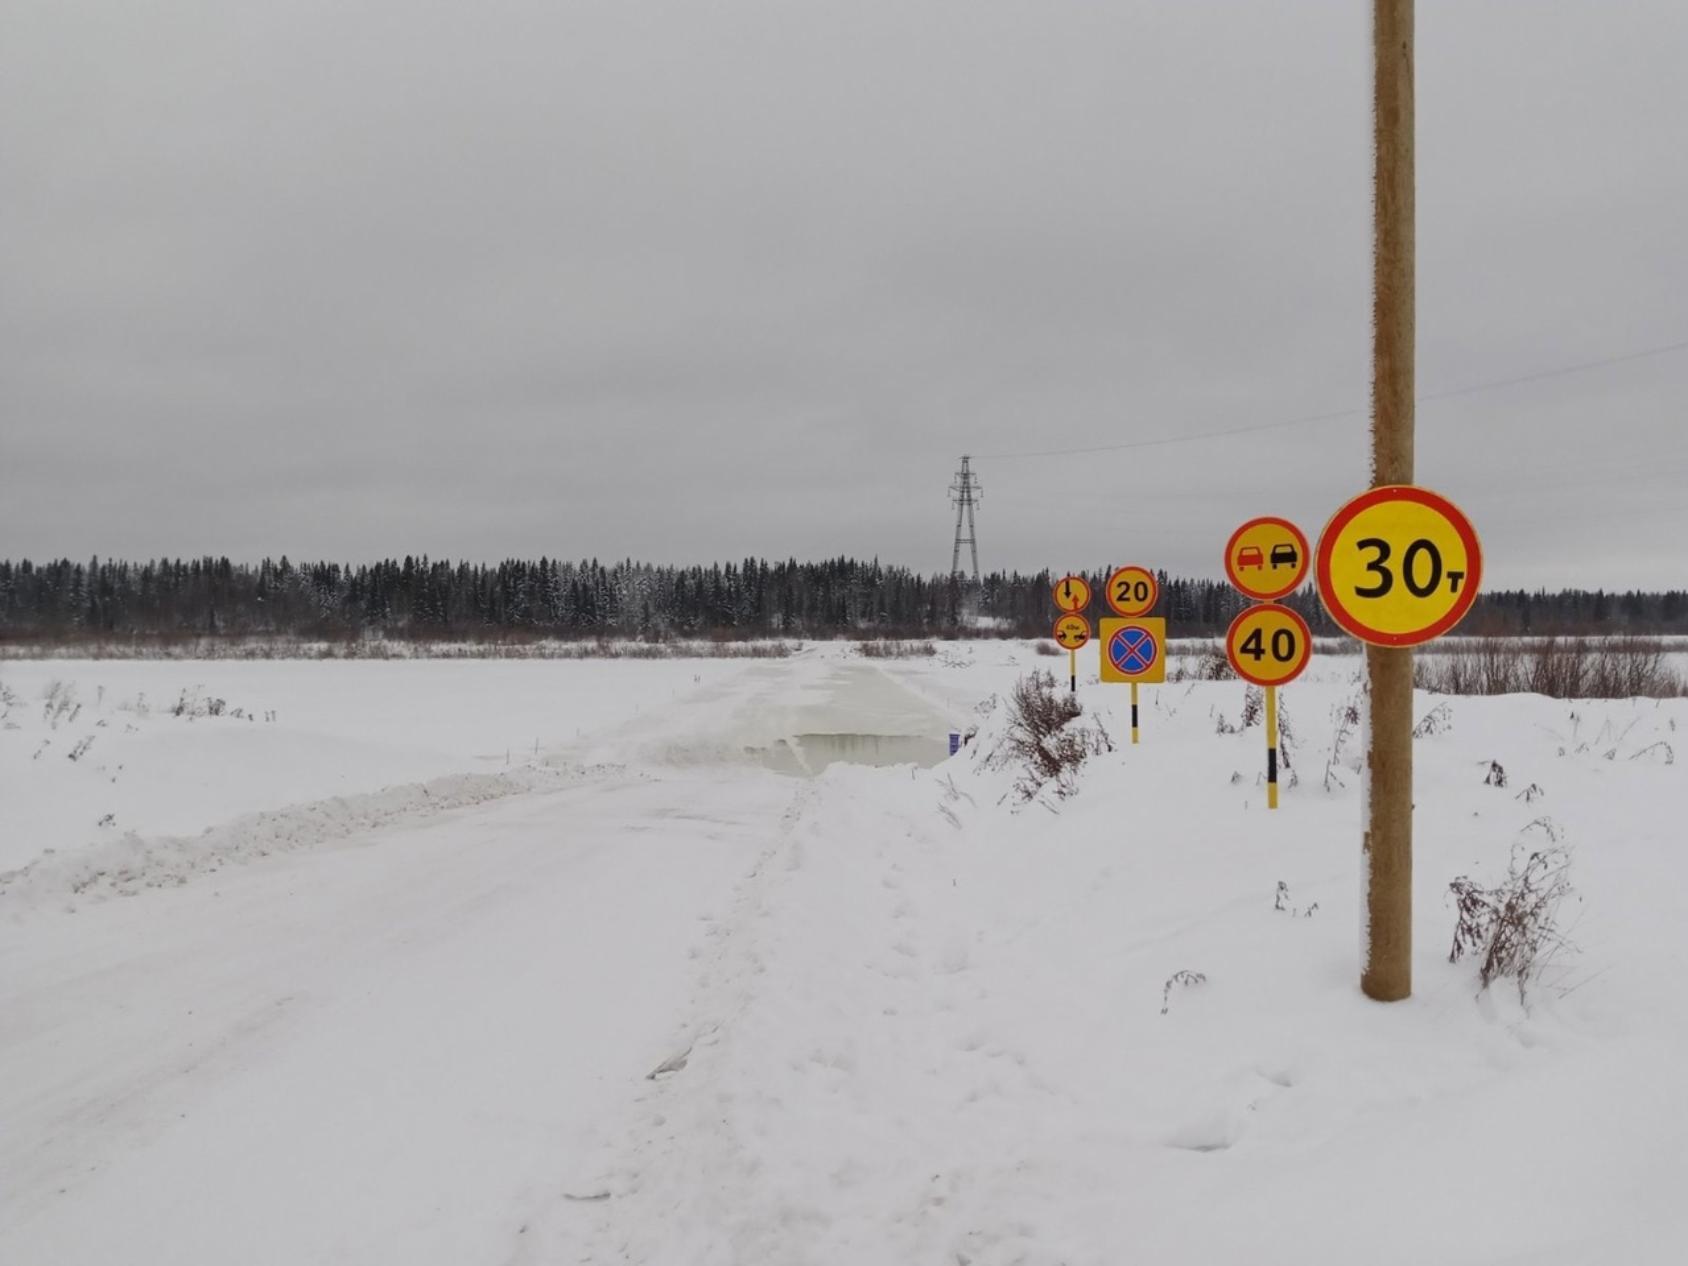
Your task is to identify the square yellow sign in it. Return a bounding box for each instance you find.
[1099,617,1167,684]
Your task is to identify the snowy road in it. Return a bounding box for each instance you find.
[2,769,802,1263]
[1,655,965,1265]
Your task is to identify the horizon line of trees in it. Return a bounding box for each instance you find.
[1,556,1684,642]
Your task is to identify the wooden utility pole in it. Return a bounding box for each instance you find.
[1364,0,1415,1001]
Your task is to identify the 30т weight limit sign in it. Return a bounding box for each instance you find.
[1316,485,1482,647]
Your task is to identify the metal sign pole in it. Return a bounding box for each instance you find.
[1364,0,1415,1002]
[1265,684,1280,810]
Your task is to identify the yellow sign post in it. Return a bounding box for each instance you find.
[1221,517,1313,809]
[1225,603,1313,809]
[1052,576,1093,692]
[1099,615,1165,744]
[1316,485,1482,647]
[1053,613,1091,693]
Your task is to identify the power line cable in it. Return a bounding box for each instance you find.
[975,335,1688,462]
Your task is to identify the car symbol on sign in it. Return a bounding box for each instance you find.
[1269,543,1299,569]
[1236,546,1265,570]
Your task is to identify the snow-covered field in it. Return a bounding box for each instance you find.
[3,643,1686,1263]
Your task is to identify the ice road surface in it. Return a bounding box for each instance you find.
[2,644,1686,1264]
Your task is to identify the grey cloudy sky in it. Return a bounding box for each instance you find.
[4,1,1686,588]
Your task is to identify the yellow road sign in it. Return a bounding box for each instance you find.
[1053,613,1091,650]
[1316,485,1482,647]
[1052,574,1092,613]
[1099,616,1166,683]
[1104,566,1158,618]
[1225,603,1312,687]
[1224,516,1309,601]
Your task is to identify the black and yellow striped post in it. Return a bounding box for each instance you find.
[1052,613,1091,690]
[1224,604,1311,810]
[1100,610,1164,741]
[1052,577,1093,698]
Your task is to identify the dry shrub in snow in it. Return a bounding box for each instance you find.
[1323,691,1364,792]
[1197,645,1233,680]
[1412,701,1453,738]
[42,680,80,728]
[1447,846,1577,1001]
[1,635,803,662]
[1240,686,1263,728]
[856,640,937,659]
[1171,643,1232,682]
[172,687,228,718]
[1627,741,1675,765]
[1417,636,1686,699]
[576,640,798,661]
[994,670,1112,802]
[1160,970,1207,1015]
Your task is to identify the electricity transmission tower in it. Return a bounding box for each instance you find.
[948,455,982,584]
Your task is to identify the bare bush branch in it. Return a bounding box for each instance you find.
[1412,702,1453,738]
[1447,846,1577,1001]
[1418,636,1686,699]
[991,671,1112,802]
[1324,692,1363,792]
[856,640,937,659]
[1160,970,1207,1015]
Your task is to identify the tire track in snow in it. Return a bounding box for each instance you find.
[535,780,822,1262]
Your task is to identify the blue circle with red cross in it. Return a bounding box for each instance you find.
[1109,625,1158,675]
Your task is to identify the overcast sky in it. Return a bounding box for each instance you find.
[4,1,1686,588]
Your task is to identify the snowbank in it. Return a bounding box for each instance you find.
[0,763,607,910]
[547,676,1688,1264]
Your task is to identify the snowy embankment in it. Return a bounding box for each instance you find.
[4,644,1686,1264]
[0,645,1006,898]
[0,657,757,881]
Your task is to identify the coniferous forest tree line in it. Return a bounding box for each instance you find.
[0,556,1684,644]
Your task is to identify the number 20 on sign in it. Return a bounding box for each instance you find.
[1105,566,1157,618]
[1316,485,1482,647]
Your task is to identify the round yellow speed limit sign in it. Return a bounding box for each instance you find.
[1225,603,1312,687]
[1053,613,1091,651]
[1316,485,1482,647]
[1105,565,1158,618]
